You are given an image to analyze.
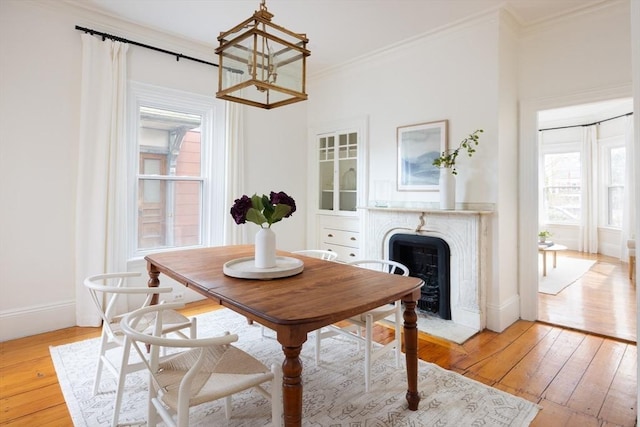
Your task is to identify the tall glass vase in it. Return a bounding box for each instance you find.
[255,227,276,268]
[439,168,456,210]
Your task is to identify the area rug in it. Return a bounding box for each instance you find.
[50,309,540,426]
[538,256,596,295]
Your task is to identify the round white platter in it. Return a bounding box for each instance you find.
[223,256,304,280]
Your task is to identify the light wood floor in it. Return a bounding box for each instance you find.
[538,251,637,343]
[1,298,636,426]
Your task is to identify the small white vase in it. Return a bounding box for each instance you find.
[439,169,456,210]
[255,228,276,268]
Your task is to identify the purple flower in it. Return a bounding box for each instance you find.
[270,191,296,218]
[230,195,252,224]
[230,191,296,228]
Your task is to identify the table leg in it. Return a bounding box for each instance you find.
[281,344,303,426]
[147,262,161,306]
[553,251,557,269]
[402,300,420,410]
[542,252,547,277]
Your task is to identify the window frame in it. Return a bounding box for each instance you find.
[538,137,582,226]
[598,136,626,229]
[127,82,226,259]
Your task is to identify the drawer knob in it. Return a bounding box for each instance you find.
[349,253,356,257]
[327,233,334,237]
[350,237,356,241]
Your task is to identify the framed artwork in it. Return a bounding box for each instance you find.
[397,120,448,191]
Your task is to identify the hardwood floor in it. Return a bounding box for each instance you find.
[1,299,637,426]
[538,251,637,343]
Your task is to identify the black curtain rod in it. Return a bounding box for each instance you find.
[539,111,633,132]
[75,25,242,73]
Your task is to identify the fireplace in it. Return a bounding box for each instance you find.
[388,234,451,319]
[364,206,491,333]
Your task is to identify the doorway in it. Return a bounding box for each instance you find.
[536,97,635,340]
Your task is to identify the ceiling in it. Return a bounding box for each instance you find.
[79,0,608,75]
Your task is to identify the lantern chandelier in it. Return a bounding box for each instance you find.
[215,0,310,109]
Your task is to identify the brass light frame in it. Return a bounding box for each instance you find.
[215,0,310,109]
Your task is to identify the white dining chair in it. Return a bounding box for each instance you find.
[84,272,197,427]
[120,302,283,427]
[292,249,338,261]
[314,259,409,392]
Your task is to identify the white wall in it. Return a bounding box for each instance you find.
[0,1,83,340]
[308,12,523,331]
[0,0,306,340]
[308,17,499,208]
[308,1,633,332]
[241,105,308,251]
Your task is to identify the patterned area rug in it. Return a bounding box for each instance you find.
[50,308,540,426]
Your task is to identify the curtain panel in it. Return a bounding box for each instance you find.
[75,34,129,326]
[224,71,246,245]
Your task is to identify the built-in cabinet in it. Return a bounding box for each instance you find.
[318,132,358,212]
[307,117,368,262]
[318,215,360,261]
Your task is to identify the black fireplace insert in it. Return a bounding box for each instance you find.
[389,234,451,319]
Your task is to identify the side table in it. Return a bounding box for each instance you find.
[538,244,568,276]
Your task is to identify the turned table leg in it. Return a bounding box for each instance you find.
[281,344,303,426]
[403,300,420,410]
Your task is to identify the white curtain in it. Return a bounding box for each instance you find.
[620,115,636,259]
[75,34,129,326]
[578,125,599,253]
[223,71,246,245]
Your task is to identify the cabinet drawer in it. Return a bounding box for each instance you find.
[321,243,359,262]
[321,228,359,247]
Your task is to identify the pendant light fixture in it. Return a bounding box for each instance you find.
[215,0,310,109]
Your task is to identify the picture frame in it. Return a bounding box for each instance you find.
[397,120,448,191]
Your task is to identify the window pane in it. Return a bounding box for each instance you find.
[542,152,581,224]
[610,146,625,186]
[608,186,623,227]
[138,179,202,250]
[139,106,202,177]
[137,106,203,251]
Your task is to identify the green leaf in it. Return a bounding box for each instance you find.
[246,208,267,226]
[262,195,275,223]
[270,204,292,224]
[251,194,264,211]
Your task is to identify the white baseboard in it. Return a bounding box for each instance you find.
[0,300,76,342]
[485,294,521,333]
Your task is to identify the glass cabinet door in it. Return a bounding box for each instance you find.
[318,131,358,212]
[318,135,335,210]
[338,132,357,211]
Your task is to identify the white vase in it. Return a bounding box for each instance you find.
[255,228,276,268]
[439,169,456,210]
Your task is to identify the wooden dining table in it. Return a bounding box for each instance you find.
[145,245,424,426]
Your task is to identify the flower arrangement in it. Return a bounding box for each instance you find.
[230,191,296,228]
[432,129,484,175]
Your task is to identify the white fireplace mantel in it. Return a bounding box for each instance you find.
[362,206,492,333]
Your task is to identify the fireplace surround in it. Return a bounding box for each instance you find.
[364,206,492,333]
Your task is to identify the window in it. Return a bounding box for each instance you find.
[539,120,628,230]
[541,151,581,224]
[129,83,225,257]
[601,143,625,228]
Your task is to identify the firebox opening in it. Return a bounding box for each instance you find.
[388,234,451,320]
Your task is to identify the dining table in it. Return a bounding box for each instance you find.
[145,245,424,427]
